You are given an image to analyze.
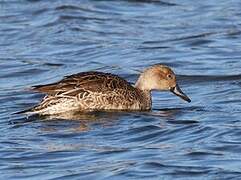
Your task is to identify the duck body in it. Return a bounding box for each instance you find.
[27,71,152,115]
[22,64,191,115]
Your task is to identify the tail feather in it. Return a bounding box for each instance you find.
[15,106,37,115]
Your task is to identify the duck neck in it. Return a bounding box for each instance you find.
[135,75,152,109]
[141,90,152,110]
[135,88,152,110]
[135,75,148,91]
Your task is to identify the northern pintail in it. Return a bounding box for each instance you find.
[21,64,191,115]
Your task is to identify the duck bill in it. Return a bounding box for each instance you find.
[170,84,191,103]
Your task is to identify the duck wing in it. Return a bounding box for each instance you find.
[31,71,134,97]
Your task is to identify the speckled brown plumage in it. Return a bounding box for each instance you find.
[21,64,191,115]
[29,71,151,115]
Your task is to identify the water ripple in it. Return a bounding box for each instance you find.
[1,0,241,179]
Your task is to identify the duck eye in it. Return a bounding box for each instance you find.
[167,74,172,79]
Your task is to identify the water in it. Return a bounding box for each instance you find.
[1,0,241,179]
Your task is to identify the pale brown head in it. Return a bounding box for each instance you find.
[135,64,191,102]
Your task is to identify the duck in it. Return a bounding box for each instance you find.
[21,64,191,115]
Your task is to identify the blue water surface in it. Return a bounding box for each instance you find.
[0,0,241,179]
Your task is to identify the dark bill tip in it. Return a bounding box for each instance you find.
[170,85,191,103]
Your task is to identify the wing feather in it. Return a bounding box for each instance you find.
[31,71,135,97]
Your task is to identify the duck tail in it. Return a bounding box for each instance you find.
[14,106,38,115]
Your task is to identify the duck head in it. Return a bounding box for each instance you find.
[135,64,191,103]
